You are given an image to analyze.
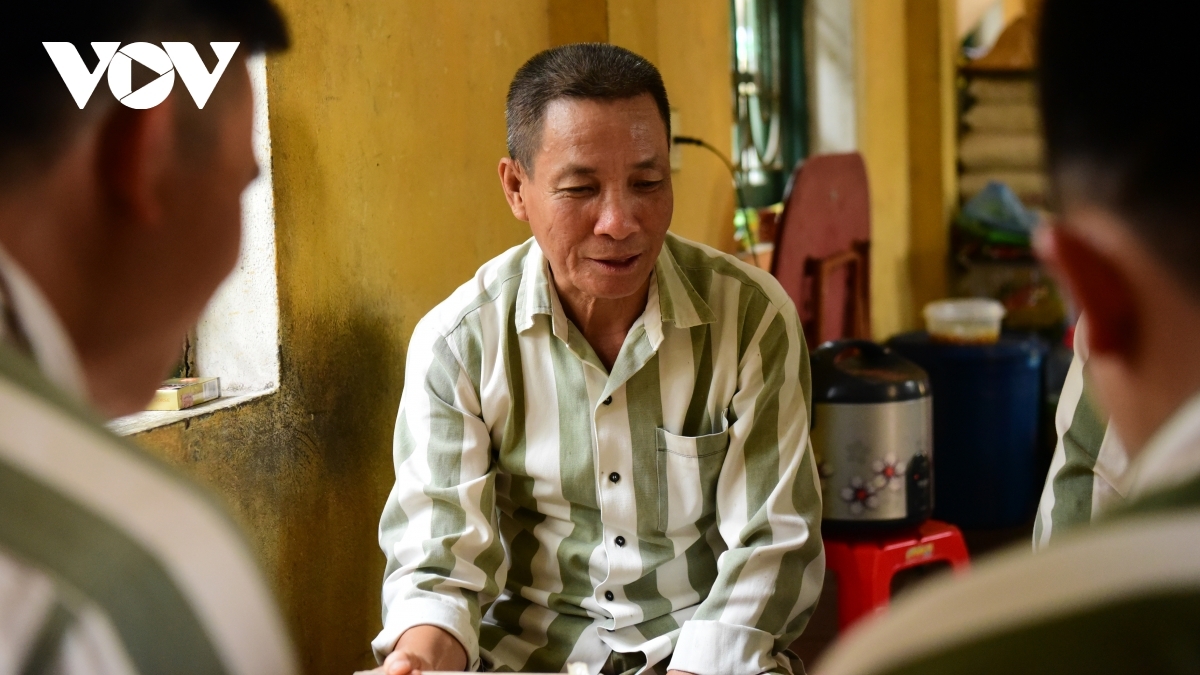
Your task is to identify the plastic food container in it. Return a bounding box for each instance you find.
[923,298,1006,345]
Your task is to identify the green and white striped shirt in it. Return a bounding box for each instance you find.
[1032,318,1128,550]
[0,270,296,675]
[374,233,824,675]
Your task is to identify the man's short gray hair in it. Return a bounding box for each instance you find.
[505,43,671,173]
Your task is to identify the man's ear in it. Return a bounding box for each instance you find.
[498,157,530,222]
[1035,222,1138,358]
[97,96,176,229]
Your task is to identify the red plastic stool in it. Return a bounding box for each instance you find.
[824,520,970,630]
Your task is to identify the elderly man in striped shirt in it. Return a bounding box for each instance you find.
[370,44,824,675]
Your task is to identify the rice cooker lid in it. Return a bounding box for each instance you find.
[811,339,930,404]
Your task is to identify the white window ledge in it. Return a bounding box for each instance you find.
[107,388,276,437]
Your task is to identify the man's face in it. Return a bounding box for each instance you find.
[514,94,673,303]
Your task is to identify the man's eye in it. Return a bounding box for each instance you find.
[635,180,663,191]
[561,186,595,195]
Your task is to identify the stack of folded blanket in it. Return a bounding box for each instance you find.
[957,16,1045,206]
[959,77,1045,205]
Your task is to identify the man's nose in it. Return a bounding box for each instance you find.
[594,190,639,240]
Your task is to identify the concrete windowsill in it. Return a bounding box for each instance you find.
[107,388,277,437]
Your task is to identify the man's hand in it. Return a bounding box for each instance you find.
[354,625,468,675]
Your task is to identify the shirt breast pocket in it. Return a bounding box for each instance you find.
[655,417,730,534]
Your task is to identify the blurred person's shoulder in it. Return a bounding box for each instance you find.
[0,550,143,674]
[0,340,234,531]
[0,343,296,675]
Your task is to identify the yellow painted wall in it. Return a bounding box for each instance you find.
[906,0,958,323]
[656,0,737,250]
[609,0,660,60]
[130,2,736,673]
[137,3,547,671]
[549,0,608,45]
[856,0,914,339]
[853,0,958,339]
[611,0,736,251]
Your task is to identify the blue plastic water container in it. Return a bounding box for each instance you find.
[887,332,1045,529]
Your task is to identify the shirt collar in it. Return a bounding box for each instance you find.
[514,234,716,341]
[0,243,89,400]
[653,234,716,330]
[514,239,566,338]
[1118,389,1200,502]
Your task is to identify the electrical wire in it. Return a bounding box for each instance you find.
[672,135,760,266]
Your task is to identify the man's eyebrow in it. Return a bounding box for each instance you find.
[556,164,598,178]
[552,157,664,181]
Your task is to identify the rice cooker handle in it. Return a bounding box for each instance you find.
[829,339,890,364]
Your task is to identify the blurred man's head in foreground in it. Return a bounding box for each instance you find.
[0,1,286,416]
[1035,0,1200,453]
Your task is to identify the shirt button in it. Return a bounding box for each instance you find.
[615,536,626,547]
[604,590,615,601]
[609,472,620,484]
[603,396,613,405]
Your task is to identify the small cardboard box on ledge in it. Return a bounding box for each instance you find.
[147,377,220,411]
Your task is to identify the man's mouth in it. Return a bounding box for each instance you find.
[590,254,640,272]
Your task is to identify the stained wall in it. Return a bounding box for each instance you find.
[132,2,734,672]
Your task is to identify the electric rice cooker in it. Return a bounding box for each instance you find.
[811,340,933,535]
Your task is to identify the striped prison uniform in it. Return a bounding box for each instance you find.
[0,344,296,675]
[0,242,295,675]
[1033,317,1129,550]
[373,233,825,675]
